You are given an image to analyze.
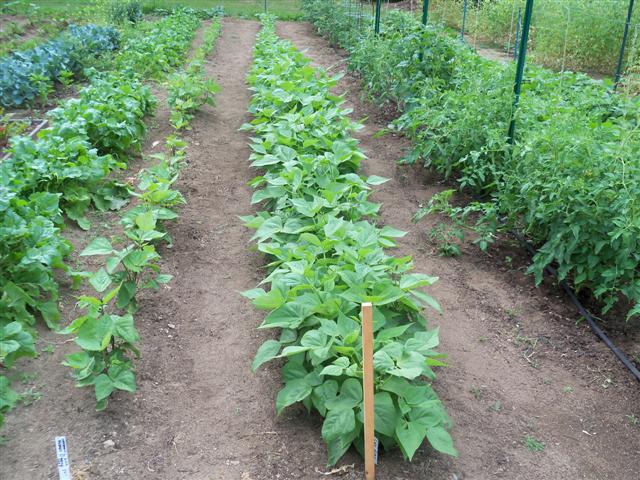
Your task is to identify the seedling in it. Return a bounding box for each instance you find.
[522,435,545,452]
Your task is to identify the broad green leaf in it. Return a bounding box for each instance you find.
[321,407,355,442]
[81,237,113,256]
[374,391,399,437]
[89,268,112,293]
[276,378,312,415]
[319,364,344,376]
[135,210,156,231]
[112,314,139,344]
[396,421,426,460]
[252,340,281,371]
[366,175,390,185]
[426,425,458,457]
[108,364,136,392]
[94,374,114,402]
[260,302,311,329]
[253,288,285,310]
[400,273,439,290]
[326,378,362,410]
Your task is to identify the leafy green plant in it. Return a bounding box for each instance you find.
[243,16,455,466]
[429,0,640,75]
[522,434,545,452]
[61,140,186,410]
[114,11,200,79]
[0,107,29,148]
[0,10,199,427]
[0,24,120,108]
[109,0,143,24]
[168,62,219,130]
[167,20,221,130]
[0,376,19,429]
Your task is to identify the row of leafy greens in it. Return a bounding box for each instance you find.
[0,11,202,429]
[59,16,223,412]
[242,16,456,466]
[0,24,120,108]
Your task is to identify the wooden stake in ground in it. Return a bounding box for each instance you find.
[361,302,375,480]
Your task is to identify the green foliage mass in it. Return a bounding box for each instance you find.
[304,1,640,322]
[243,15,456,466]
[0,11,202,423]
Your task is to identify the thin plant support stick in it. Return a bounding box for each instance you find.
[614,0,636,87]
[461,0,468,41]
[507,0,534,145]
[422,0,429,25]
[514,8,521,61]
[361,302,375,480]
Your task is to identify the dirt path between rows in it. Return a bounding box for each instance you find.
[275,20,640,480]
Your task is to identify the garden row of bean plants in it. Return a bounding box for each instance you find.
[167,19,221,130]
[0,24,120,108]
[242,16,456,466]
[304,1,640,323]
[61,17,222,411]
[0,11,205,428]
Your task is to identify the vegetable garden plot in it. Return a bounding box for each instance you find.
[0,23,120,108]
[0,10,220,430]
[242,15,456,466]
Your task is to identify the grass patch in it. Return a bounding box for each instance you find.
[10,0,302,18]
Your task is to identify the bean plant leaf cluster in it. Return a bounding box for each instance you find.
[242,16,456,466]
[168,20,221,130]
[0,11,204,423]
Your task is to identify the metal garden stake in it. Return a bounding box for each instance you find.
[507,0,534,145]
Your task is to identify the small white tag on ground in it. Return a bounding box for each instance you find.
[373,436,379,465]
[54,436,71,480]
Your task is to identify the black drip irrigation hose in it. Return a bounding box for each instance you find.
[514,232,640,383]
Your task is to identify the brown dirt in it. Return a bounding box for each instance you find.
[2,16,639,480]
[275,20,640,480]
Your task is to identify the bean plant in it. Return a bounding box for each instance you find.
[243,16,456,466]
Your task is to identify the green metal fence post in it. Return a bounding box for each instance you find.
[422,0,429,25]
[507,0,534,145]
[264,0,267,14]
[375,0,382,34]
[514,7,522,61]
[460,0,468,41]
[614,0,636,87]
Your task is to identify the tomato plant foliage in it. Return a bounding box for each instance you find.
[242,17,456,466]
[303,1,640,322]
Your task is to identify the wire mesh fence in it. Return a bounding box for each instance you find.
[353,0,639,94]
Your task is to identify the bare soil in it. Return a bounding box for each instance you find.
[1,17,639,480]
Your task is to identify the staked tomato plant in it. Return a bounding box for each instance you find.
[303,0,640,323]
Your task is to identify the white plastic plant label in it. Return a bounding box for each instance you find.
[374,436,379,465]
[54,436,71,480]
